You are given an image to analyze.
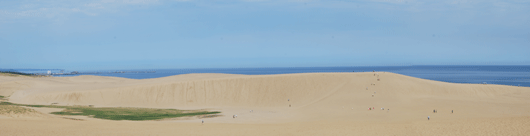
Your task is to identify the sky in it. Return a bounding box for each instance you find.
[0,0,529,71]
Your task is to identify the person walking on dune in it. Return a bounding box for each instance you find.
[202,120,204,124]
[428,116,430,120]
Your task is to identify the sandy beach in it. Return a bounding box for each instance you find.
[1,72,529,136]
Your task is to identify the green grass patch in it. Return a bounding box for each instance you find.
[0,95,4,99]
[0,102,220,121]
[0,71,35,76]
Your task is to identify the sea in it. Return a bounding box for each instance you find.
[2,65,530,87]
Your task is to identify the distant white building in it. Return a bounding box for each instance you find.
[47,70,51,75]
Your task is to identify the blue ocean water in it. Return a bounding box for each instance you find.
[3,66,530,87]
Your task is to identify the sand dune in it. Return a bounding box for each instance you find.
[8,73,351,108]
[1,72,529,135]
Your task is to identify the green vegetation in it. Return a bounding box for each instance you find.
[52,107,220,120]
[0,71,35,76]
[0,102,49,107]
[0,102,220,121]
[0,95,4,99]
[0,105,37,115]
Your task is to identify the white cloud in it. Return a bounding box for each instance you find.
[1,0,527,22]
[101,0,160,4]
[0,10,43,17]
[85,3,104,8]
[0,0,164,22]
[369,0,410,4]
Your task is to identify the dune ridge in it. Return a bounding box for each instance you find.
[8,72,528,108]
[9,73,351,108]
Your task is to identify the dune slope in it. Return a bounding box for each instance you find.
[1,72,529,136]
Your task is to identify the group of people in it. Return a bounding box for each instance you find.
[368,107,388,111]
[427,109,454,120]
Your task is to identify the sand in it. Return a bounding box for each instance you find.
[1,72,529,136]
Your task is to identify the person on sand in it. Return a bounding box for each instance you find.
[452,110,453,113]
[428,116,430,120]
[202,120,204,124]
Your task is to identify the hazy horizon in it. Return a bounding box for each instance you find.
[2,64,530,72]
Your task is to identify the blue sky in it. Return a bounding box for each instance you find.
[1,0,529,71]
